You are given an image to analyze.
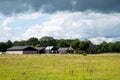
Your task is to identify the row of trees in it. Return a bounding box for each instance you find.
[0,36,89,53]
[0,40,13,52]
[96,41,120,53]
[0,36,120,53]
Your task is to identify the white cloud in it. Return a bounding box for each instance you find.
[89,37,120,44]
[2,17,14,26]
[0,17,13,42]
[0,25,11,42]
[22,24,62,40]
[0,14,4,19]
[0,11,120,44]
[89,37,112,44]
[23,11,120,44]
[17,12,43,20]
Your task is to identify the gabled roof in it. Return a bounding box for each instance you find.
[58,47,74,51]
[45,46,54,50]
[35,47,45,50]
[68,46,74,50]
[7,46,36,51]
[58,48,68,51]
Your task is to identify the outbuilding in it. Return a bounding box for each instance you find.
[45,46,58,53]
[36,47,45,54]
[0,52,2,54]
[86,40,97,54]
[6,46,38,54]
[58,46,74,54]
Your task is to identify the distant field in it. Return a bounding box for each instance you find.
[0,53,120,80]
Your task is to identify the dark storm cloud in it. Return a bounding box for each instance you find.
[0,0,120,15]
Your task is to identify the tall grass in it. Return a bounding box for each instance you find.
[0,54,120,80]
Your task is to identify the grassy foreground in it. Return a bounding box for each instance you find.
[0,54,120,80]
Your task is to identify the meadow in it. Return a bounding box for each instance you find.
[0,53,120,80]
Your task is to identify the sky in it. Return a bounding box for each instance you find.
[0,0,120,44]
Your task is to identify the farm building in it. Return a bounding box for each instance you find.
[58,46,74,54]
[0,52,2,54]
[45,46,58,53]
[87,40,97,54]
[6,46,38,54]
[36,47,45,54]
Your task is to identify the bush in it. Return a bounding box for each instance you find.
[83,52,87,56]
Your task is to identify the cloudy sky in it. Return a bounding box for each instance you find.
[0,0,120,44]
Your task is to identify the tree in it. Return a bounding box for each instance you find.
[99,41,109,53]
[26,37,39,47]
[57,39,69,47]
[112,42,120,52]
[35,43,41,47]
[39,36,56,47]
[5,40,13,49]
[0,42,6,52]
[71,39,80,49]
[108,42,114,52]
[13,41,26,46]
[79,41,89,52]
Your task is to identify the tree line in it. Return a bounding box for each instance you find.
[0,36,120,53]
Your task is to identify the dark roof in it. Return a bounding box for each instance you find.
[58,47,74,51]
[35,47,45,50]
[58,48,68,51]
[7,46,36,51]
[68,46,74,50]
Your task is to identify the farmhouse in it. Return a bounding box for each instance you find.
[58,46,74,54]
[45,46,58,53]
[6,46,38,54]
[36,47,45,54]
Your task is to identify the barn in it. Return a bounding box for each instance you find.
[36,47,45,54]
[86,40,97,54]
[45,46,58,53]
[6,46,38,54]
[58,46,74,54]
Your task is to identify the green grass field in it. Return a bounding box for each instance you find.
[0,54,120,80]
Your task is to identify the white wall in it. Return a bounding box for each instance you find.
[6,51,23,54]
[0,52,2,54]
[6,51,38,54]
